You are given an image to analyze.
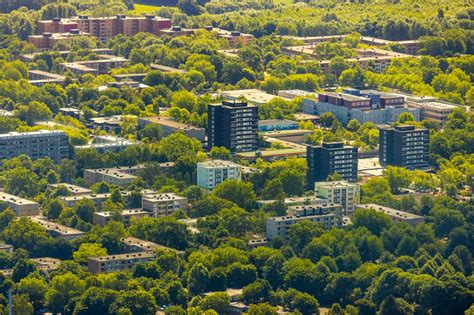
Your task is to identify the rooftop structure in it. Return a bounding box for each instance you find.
[30,216,86,240]
[59,107,83,119]
[137,116,206,142]
[47,183,93,195]
[62,55,128,75]
[0,243,14,253]
[157,25,196,37]
[84,167,138,187]
[30,257,62,273]
[220,89,290,105]
[280,34,347,45]
[257,196,328,207]
[121,236,183,254]
[0,192,40,217]
[356,204,424,226]
[277,89,317,100]
[20,48,113,62]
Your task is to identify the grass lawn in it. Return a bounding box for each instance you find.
[131,3,161,14]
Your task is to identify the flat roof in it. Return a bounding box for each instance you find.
[315,181,359,189]
[140,116,204,131]
[94,209,150,218]
[320,92,370,101]
[47,183,93,194]
[121,236,183,254]
[220,89,290,104]
[0,192,39,206]
[30,217,85,236]
[142,193,186,202]
[197,159,241,168]
[0,130,66,139]
[150,63,187,73]
[357,204,423,220]
[88,251,156,262]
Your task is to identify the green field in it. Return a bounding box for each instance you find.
[132,3,161,14]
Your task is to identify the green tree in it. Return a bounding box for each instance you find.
[199,292,230,314]
[212,180,256,210]
[46,273,86,314]
[380,295,414,315]
[73,243,108,264]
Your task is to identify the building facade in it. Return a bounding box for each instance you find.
[303,92,420,125]
[314,181,360,216]
[379,125,429,169]
[0,130,69,164]
[93,209,151,227]
[207,101,258,153]
[88,252,156,274]
[197,160,242,190]
[307,142,358,187]
[141,193,188,217]
[0,192,40,216]
[266,203,343,239]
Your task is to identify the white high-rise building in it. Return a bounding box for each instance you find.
[314,181,360,216]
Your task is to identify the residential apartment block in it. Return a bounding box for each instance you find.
[379,125,430,169]
[30,217,86,240]
[303,92,420,125]
[307,142,358,187]
[84,167,139,187]
[141,193,188,217]
[138,116,206,142]
[314,181,360,216]
[356,204,424,226]
[47,183,93,196]
[88,251,156,274]
[0,192,40,216]
[266,203,343,239]
[207,27,255,47]
[93,209,151,227]
[0,130,69,164]
[207,101,258,153]
[38,15,172,41]
[28,70,66,86]
[28,30,90,50]
[122,236,182,254]
[197,160,242,190]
